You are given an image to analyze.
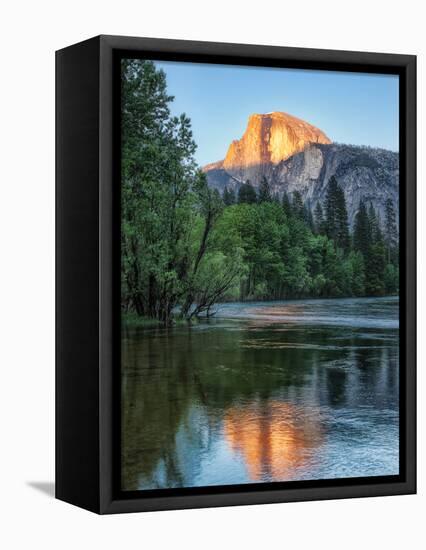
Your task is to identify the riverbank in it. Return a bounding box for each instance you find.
[122,312,197,329]
[122,295,399,329]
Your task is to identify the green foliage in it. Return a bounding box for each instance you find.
[223,186,236,206]
[314,202,326,235]
[282,192,292,218]
[365,240,386,296]
[384,263,399,294]
[121,59,240,325]
[385,198,398,264]
[258,176,273,203]
[238,181,257,204]
[352,200,396,297]
[348,251,366,296]
[353,200,371,258]
[121,60,398,321]
[291,191,304,219]
[324,176,350,252]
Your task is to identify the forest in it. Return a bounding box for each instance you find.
[121,59,399,326]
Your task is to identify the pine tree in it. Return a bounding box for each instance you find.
[349,251,366,296]
[335,185,350,251]
[223,186,236,206]
[258,176,272,203]
[384,198,398,264]
[354,202,386,296]
[366,239,386,296]
[223,186,230,205]
[282,192,292,218]
[292,191,304,219]
[304,206,315,232]
[314,202,326,235]
[324,176,350,251]
[238,180,257,204]
[353,200,371,258]
[368,203,381,243]
[325,176,339,241]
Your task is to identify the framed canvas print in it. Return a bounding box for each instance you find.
[56,35,416,514]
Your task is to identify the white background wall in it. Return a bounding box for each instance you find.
[0,1,423,548]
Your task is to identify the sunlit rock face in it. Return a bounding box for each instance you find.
[203,112,399,228]
[222,112,331,181]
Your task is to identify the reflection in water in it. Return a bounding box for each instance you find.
[121,296,399,491]
[224,401,323,481]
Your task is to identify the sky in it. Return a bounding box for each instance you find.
[153,60,399,167]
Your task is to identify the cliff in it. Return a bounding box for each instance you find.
[203,112,398,227]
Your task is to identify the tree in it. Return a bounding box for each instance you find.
[223,186,236,206]
[121,59,194,321]
[384,263,399,294]
[314,202,326,235]
[238,181,257,204]
[335,185,350,251]
[368,203,382,243]
[121,59,223,325]
[292,191,304,219]
[258,176,272,203]
[348,251,366,296]
[282,192,292,218]
[353,200,371,258]
[365,239,386,296]
[384,198,398,264]
[181,175,224,318]
[324,176,350,251]
[304,206,315,232]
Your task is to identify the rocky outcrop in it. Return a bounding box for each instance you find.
[209,111,331,185]
[203,113,399,228]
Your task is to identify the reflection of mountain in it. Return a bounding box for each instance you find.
[203,112,399,228]
[224,401,323,481]
[121,302,399,490]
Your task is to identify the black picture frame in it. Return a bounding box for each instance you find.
[56,35,416,514]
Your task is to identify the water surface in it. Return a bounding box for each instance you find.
[121,296,399,490]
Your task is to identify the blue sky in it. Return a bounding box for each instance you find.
[154,60,399,167]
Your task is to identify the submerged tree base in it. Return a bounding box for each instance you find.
[122,312,198,329]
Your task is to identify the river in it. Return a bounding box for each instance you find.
[121,296,399,491]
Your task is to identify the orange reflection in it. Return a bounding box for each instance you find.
[224,401,323,481]
[251,305,302,317]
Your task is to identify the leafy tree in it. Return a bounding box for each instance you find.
[181,176,224,318]
[121,59,197,323]
[238,181,257,204]
[121,59,228,324]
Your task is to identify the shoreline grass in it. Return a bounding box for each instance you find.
[122,312,196,329]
